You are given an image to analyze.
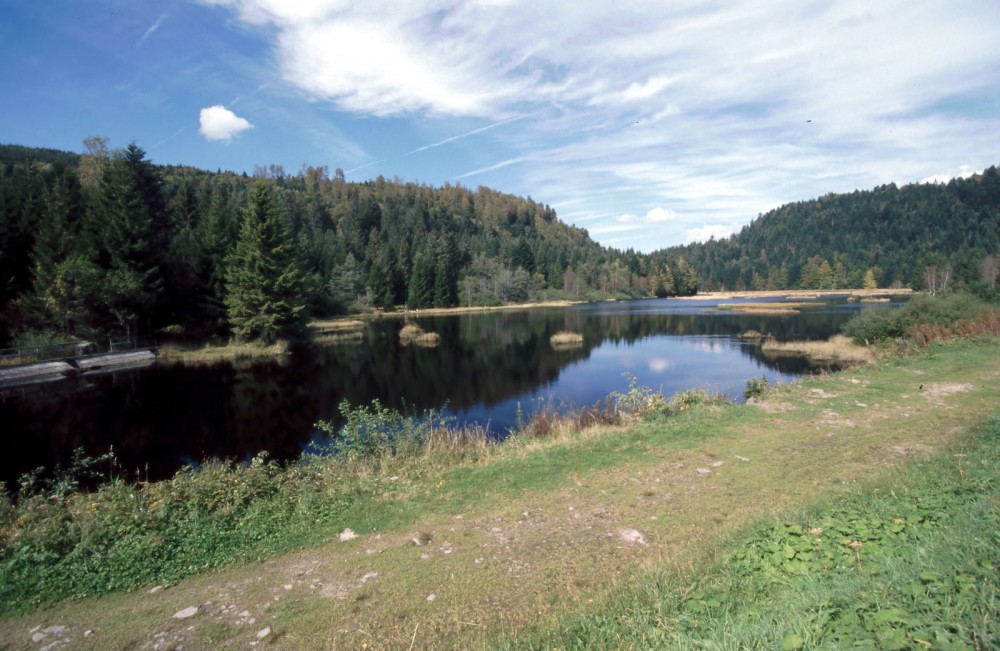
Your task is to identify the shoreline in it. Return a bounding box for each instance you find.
[314,289,914,325]
[673,287,912,300]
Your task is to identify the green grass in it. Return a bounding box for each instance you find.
[505,415,1000,650]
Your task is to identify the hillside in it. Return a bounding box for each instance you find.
[652,168,1000,292]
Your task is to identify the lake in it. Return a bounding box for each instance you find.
[0,296,891,489]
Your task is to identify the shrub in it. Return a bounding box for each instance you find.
[666,388,722,412]
[842,291,994,345]
[841,306,902,344]
[743,375,770,400]
[610,373,666,417]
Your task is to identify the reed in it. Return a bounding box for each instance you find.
[762,334,874,363]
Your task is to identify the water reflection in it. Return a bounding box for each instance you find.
[1,297,884,488]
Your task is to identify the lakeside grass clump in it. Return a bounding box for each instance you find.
[508,414,1000,650]
[762,334,875,365]
[550,330,584,349]
[399,323,441,347]
[158,339,291,365]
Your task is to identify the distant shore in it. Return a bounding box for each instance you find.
[308,290,913,329]
[673,288,912,300]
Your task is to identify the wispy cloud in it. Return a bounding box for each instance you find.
[200,0,1000,251]
[136,12,168,48]
[455,156,533,180]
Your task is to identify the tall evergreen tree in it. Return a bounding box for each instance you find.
[92,144,166,337]
[224,183,307,343]
[407,251,434,309]
[433,234,458,307]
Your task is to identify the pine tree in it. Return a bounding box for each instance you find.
[224,183,307,343]
[432,235,458,307]
[407,251,434,309]
[93,144,166,336]
[31,169,92,331]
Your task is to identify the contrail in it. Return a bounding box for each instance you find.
[405,113,536,156]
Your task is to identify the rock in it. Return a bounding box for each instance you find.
[42,626,66,635]
[84,630,93,638]
[411,537,422,546]
[361,571,378,583]
[388,476,399,482]
[283,584,293,590]
[619,528,648,545]
[338,528,358,542]
[735,455,750,462]
[173,606,199,619]
[150,585,164,594]
[426,594,436,602]
[256,627,272,639]
[711,460,724,467]
[696,467,712,475]
[32,632,47,643]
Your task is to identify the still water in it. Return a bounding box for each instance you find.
[1,297,882,488]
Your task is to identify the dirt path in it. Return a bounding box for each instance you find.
[4,340,998,650]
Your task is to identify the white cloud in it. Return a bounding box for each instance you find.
[685,225,733,244]
[623,76,674,102]
[199,105,253,141]
[645,207,676,223]
[920,165,977,184]
[616,207,676,224]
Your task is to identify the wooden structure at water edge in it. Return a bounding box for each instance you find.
[0,348,158,388]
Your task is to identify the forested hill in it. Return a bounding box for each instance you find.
[650,168,1000,292]
[0,142,690,347]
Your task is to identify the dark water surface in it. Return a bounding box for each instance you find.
[1,297,891,487]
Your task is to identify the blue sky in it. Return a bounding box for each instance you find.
[2,0,998,252]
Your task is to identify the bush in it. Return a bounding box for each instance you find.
[610,373,666,417]
[743,375,770,400]
[841,306,902,344]
[842,291,994,345]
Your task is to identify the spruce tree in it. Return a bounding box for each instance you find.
[224,183,307,343]
[93,144,166,337]
[407,251,434,309]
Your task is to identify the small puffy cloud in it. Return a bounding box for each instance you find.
[199,105,253,141]
[684,224,732,244]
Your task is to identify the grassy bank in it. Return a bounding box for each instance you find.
[511,414,1000,650]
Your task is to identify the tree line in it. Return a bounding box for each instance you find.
[0,141,698,347]
[3,141,997,348]
[651,168,1000,295]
